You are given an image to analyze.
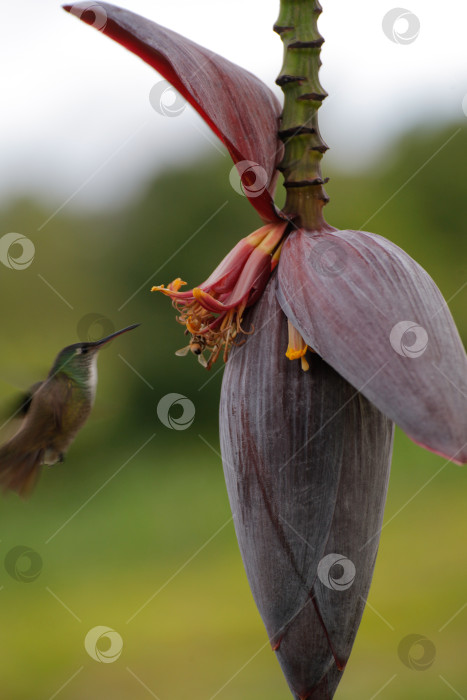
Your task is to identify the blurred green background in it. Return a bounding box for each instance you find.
[0,122,466,700]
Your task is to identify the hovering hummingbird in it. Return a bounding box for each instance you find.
[0,324,140,497]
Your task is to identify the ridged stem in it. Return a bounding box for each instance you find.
[275,0,330,230]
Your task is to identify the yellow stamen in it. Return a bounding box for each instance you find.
[151,278,186,294]
[258,226,287,255]
[271,240,284,272]
[285,347,307,360]
[151,223,289,369]
[169,278,186,291]
[286,320,309,371]
[244,225,274,247]
[186,317,200,334]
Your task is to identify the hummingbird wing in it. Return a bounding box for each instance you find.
[0,375,73,498]
[9,381,44,419]
[0,381,43,442]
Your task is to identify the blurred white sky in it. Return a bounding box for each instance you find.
[1,0,467,210]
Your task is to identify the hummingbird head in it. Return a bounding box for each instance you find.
[49,324,140,385]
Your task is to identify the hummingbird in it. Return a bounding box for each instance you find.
[0,324,140,497]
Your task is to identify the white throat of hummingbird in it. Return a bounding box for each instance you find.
[88,353,98,401]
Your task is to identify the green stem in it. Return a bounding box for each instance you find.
[275,0,330,230]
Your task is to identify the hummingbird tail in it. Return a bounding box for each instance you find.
[0,443,43,498]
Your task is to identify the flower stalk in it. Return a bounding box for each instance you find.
[65,4,467,697]
[275,0,331,230]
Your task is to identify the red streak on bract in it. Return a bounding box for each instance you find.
[63,2,284,222]
[271,636,282,652]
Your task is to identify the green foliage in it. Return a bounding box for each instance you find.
[0,122,466,698]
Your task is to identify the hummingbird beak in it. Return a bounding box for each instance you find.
[87,324,141,350]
